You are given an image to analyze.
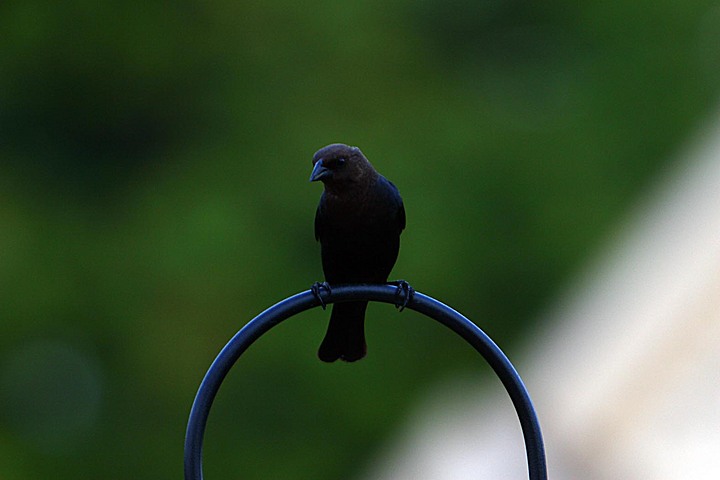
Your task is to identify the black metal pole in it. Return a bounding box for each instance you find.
[184,284,547,480]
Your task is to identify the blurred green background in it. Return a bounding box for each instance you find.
[1,1,719,479]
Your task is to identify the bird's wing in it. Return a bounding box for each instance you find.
[314,192,326,241]
[386,179,406,232]
[397,200,406,232]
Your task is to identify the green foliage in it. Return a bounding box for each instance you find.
[1,0,718,478]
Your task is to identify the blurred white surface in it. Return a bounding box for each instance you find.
[363,113,720,479]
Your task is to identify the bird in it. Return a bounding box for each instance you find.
[310,143,406,362]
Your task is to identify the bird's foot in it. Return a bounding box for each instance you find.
[389,280,414,312]
[311,281,332,310]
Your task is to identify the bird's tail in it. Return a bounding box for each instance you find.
[318,301,367,362]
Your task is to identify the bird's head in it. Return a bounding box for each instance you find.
[310,144,376,190]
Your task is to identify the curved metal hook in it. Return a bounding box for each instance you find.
[184,284,547,480]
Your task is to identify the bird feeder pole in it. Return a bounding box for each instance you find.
[184,284,547,480]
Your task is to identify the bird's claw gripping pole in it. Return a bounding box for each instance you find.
[310,281,332,310]
[389,279,414,311]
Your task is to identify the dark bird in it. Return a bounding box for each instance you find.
[310,143,406,362]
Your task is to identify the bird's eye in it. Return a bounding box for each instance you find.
[327,157,346,168]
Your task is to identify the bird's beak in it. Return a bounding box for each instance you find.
[309,159,331,182]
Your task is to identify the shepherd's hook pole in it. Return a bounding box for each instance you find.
[184,284,547,480]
